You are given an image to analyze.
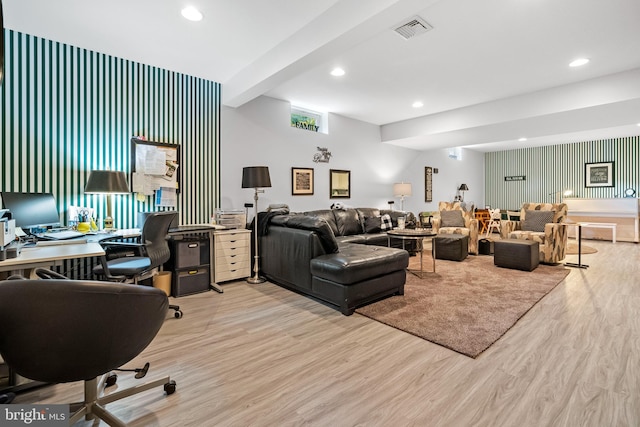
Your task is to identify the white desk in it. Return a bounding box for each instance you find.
[0,242,105,274]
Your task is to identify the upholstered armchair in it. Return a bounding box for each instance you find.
[500,202,568,264]
[432,201,479,254]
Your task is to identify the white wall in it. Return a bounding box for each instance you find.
[220,96,485,217]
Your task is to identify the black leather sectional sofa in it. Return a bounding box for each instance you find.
[260,208,414,315]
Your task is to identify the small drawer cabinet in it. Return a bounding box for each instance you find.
[214,229,251,283]
[167,237,211,297]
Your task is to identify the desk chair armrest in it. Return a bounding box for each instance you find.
[97,255,127,281]
[101,241,148,259]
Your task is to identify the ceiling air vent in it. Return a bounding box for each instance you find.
[393,16,433,40]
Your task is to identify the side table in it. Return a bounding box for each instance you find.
[387,229,437,278]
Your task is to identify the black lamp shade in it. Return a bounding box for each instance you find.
[459,183,469,191]
[84,170,130,194]
[242,166,271,189]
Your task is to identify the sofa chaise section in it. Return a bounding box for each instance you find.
[260,213,409,315]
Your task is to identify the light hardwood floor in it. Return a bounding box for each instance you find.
[13,239,640,426]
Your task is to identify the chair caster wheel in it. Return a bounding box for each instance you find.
[174,310,183,319]
[106,373,118,387]
[164,380,177,395]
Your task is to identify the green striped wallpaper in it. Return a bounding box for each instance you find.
[485,136,640,210]
[0,29,221,228]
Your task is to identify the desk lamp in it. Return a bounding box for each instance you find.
[393,182,412,211]
[242,166,271,284]
[548,189,573,203]
[84,170,130,230]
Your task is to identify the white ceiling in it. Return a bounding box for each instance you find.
[4,0,640,152]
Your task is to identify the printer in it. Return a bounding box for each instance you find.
[1,209,16,248]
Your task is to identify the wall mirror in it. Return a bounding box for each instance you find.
[330,169,350,198]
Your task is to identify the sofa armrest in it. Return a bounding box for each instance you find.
[543,222,568,263]
[432,217,441,233]
[500,220,520,238]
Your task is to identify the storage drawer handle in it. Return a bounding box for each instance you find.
[188,270,199,275]
[188,243,198,248]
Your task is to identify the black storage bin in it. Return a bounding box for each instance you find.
[170,239,209,269]
[172,267,210,297]
[478,238,494,255]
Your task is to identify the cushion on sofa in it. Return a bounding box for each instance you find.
[521,210,555,232]
[283,215,339,253]
[357,208,381,223]
[333,209,363,236]
[440,210,465,227]
[380,214,393,230]
[364,216,382,233]
[311,244,409,285]
[303,210,338,236]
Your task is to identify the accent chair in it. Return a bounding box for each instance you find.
[432,201,479,255]
[500,202,568,264]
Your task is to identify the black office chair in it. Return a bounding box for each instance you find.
[93,211,183,318]
[0,275,176,426]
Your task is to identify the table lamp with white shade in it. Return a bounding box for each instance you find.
[393,182,412,211]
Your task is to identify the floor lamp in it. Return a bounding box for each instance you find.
[242,166,271,284]
[393,182,412,211]
[84,170,130,230]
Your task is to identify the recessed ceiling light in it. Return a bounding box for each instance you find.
[330,68,345,77]
[518,137,527,142]
[569,58,589,67]
[412,101,424,108]
[181,6,203,21]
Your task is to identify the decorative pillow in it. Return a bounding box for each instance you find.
[380,214,393,231]
[440,210,465,228]
[521,210,555,232]
[364,216,382,233]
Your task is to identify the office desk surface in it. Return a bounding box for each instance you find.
[0,242,105,271]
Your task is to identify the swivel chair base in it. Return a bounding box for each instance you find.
[169,304,183,318]
[69,371,176,427]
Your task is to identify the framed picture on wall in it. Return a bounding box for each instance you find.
[291,167,314,195]
[330,169,350,198]
[424,166,433,202]
[585,161,614,187]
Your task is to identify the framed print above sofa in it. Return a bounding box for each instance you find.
[292,167,314,195]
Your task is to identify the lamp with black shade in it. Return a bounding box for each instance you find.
[457,183,469,202]
[242,166,271,284]
[393,182,412,211]
[84,170,130,230]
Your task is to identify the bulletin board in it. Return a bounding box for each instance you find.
[130,137,180,206]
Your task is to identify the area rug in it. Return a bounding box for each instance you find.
[566,240,597,255]
[355,255,570,358]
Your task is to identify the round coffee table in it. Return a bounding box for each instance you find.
[387,229,437,277]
